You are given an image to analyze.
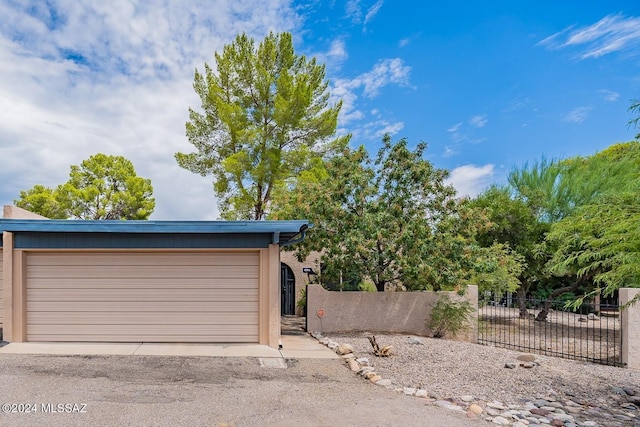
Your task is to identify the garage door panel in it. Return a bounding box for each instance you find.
[26,252,261,343]
[28,301,258,312]
[28,253,259,267]
[28,288,259,302]
[27,334,257,343]
[28,311,258,325]
[28,277,257,290]
[28,265,259,279]
[28,324,258,335]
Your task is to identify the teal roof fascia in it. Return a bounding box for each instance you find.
[0,219,310,245]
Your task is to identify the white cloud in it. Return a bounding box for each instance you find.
[564,106,591,124]
[332,57,411,125]
[359,58,411,97]
[447,122,463,133]
[599,89,620,101]
[327,39,348,61]
[370,121,404,138]
[364,0,384,27]
[443,146,458,158]
[445,164,495,198]
[399,38,411,47]
[0,1,300,220]
[345,0,383,28]
[469,114,488,128]
[345,0,362,23]
[538,14,640,59]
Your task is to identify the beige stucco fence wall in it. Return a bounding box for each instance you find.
[306,284,478,342]
[308,284,640,370]
[621,288,640,370]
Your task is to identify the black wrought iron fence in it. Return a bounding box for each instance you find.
[478,294,624,367]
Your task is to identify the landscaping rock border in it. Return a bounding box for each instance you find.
[310,331,640,427]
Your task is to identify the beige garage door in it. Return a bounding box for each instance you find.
[26,252,259,342]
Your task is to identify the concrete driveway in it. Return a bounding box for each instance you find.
[0,338,480,427]
[0,335,339,359]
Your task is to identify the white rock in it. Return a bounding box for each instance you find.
[336,343,354,355]
[415,389,428,398]
[488,401,506,410]
[434,401,464,412]
[328,341,339,349]
[403,387,416,396]
[492,416,510,425]
[460,395,475,402]
[355,357,369,366]
[376,379,392,387]
[358,367,375,376]
[513,422,528,427]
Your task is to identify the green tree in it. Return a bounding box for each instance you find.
[629,98,640,139]
[545,142,640,308]
[15,184,69,219]
[470,186,550,316]
[176,32,347,220]
[273,135,523,293]
[15,154,154,220]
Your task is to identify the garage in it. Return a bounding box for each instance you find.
[26,251,260,342]
[1,219,308,347]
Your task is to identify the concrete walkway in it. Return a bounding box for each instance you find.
[0,334,339,359]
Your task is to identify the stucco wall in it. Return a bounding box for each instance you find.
[306,284,478,342]
[620,288,640,370]
[3,205,49,219]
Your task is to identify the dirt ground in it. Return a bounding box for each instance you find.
[0,353,479,427]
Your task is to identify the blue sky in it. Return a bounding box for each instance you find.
[0,1,638,219]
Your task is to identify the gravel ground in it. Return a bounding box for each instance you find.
[325,332,640,412]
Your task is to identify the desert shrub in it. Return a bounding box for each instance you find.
[296,287,307,316]
[358,282,377,292]
[428,294,474,338]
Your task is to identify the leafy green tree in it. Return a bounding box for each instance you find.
[176,32,347,220]
[470,186,550,316]
[15,154,154,220]
[273,135,523,293]
[544,142,640,309]
[15,184,69,219]
[629,98,640,139]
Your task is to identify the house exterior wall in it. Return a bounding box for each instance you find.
[1,205,46,333]
[3,206,48,220]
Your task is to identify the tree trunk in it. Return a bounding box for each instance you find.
[534,277,585,322]
[516,286,529,318]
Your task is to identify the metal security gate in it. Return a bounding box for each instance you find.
[478,294,624,367]
[281,263,295,315]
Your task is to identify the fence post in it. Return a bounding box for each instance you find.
[620,288,640,370]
